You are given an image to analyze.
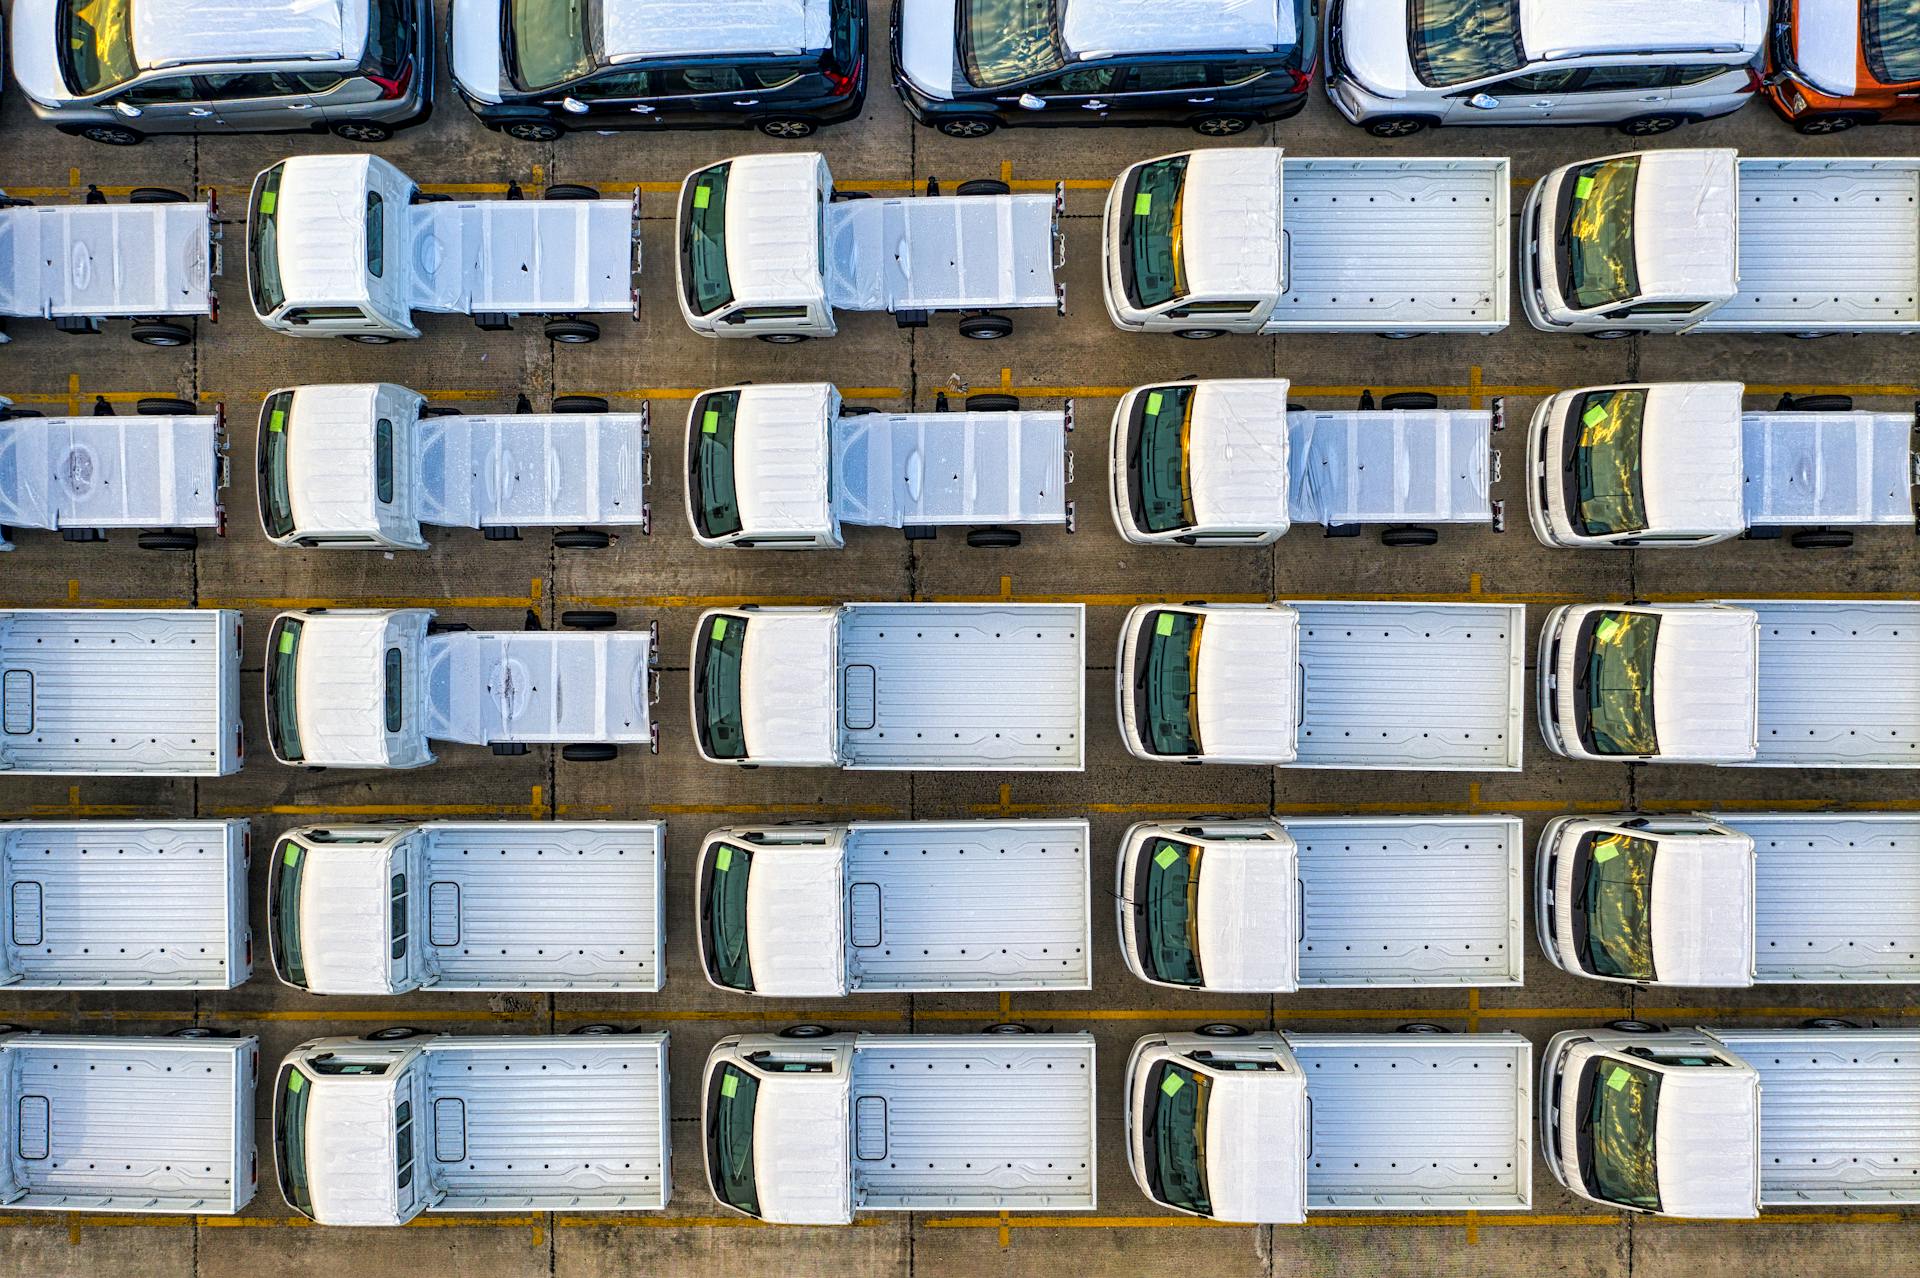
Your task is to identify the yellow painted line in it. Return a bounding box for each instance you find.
[640,802,905,817]
[602,386,905,402]
[922,1213,1618,1231]
[553,1214,886,1228]
[209,1008,533,1023]
[558,1008,909,1023]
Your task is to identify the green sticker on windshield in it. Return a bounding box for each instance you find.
[1593,843,1619,864]
[259,191,277,215]
[1594,615,1621,643]
[694,185,711,210]
[1160,1071,1185,1096]
[1155,613,1175,637]
[269,408,286,433]
[721,1072,738,1098]
[1145,391,1163,417]
[1154,845,1180,870]
[278,629,295,654]
[283,843,300,866]
[1133,192,1152,216]
[287,1070,305,1093]
[1606,1066,1630,1092]
[1581,403,1607,429]
[716,845,734,872]
[702,409,719,434]
[711,616,729,642]
[1574,175,1594,200]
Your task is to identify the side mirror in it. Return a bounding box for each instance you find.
[112,100,143,119]
[1016,93,1046,111]
[1466,93,1499,110]
[560,96,589,115]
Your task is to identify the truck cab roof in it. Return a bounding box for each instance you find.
[713,1051,853,1224]
[1646,832,1756,986]
[1630,383,1746,536]
[294,1063,405,1225]
[1646,1062,1762,1217]
[1160,149,1284,305]
[1643,607,1759,761]
[1191,607,1300,763]
[1518,0,1761,62]
[1609,149,1740,304]
[253,155,408,314]
[696,385,837,541]
[1191,836,1299,990]
[268,609,433,769]
[262,383,424,544]
[699,609,839,764]
[1129,1033,1307,1222]
[275,837,401,994]
[738,841,846,995]
[1117,380,1290,537]
[688,153,829,315]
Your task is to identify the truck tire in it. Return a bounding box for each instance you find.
[1175,328,1221,340]
[554,529,611,549]
[129,187,189,204]
[831,190,872,202]
[1803,1017,1862,1030]
[778,1024,833,1039]
[167,1026,217,1038]
[545,184,600,201]
[1777,393,1853,412]
[1379,392,1439,411]
[965,527,1022,549]
[570,1023,621,1035]
[936,117,996,138]
[137,531,199,551]
[1396,1022,1452,1034]
[964,394,1021,412]
[1381,525,1439,547]
[1194,1023,1249,1038]
[136,397,197,415]
[958,314,1014,340]
[1604,1019,1667,1034]
[551,395,609,413]
[756,332,808,344]
[544,318,599,344]
[131,321,191,347]
[362,1026,427,1042]
[561,609,618,630]
[983,1022,1036,1034]
[1790,528,1853,550]
[561,743,619,762]
[954,179,1011,197]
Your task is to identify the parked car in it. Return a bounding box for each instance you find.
[892,0,1317,137]
[8,0,431,144]
[451,0,864,139]
[1326,0,1764,137]
[1764,0,1920,133]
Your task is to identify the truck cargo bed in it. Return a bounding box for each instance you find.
[422,823,663,991]
[423,1034,668,1210]
[1272,159,1508,333]
[1741,601,1920,767]
[1292,817,1523,987]
[423,630,654,746]
[1292,1033,1531,1210]
[849,1035,1095,1211]
[843,821,1089,991]
[1741,410,1916,527]
[825,195,1059,313]
[833,410,1069,528]
[1286,407,1494,525]
[408,199,635,316]
[0,415,223,531]
[1712,1029,1920,1205]
[1725,814,1920,982]
[0,203,213,319]
[418,412,649,529]
[1291,602,1524,770]
[838,604,1083,770]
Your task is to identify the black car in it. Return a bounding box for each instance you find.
[891,0,1317,136]
[450,0,866,139]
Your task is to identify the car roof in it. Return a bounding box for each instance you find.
[1061,0,1293,61]
[135,0,362,70]
[602,0,831,64]
[1519,0,1763,63]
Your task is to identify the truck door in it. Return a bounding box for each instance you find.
[1443,68,1578,123]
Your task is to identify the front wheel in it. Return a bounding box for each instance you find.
[80,124,142,146]
[1175,328,1221,340]
[331,120,394,142]
[1795,113,1863,135]
[345,332,395,345]
[544,318,600,344]
[958,314,1013,340]
[1619,114,1682,137]
[505,120,563,142]
[937,116,997,139]
[1365,116,1427,139]
[756,332,808,344]
[758,117,816,139]
[1191,114,1253,137]
[1587,329,1634,341]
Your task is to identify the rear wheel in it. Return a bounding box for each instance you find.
[1588,329,1634,341]
[1396,1022,1452,1034]
[505,120,563,142]
[80,124,142,146]
[129,187,189,204]
[779,1023,833,1039]
[167,1026,216,1038]
[983,1022,1035,1035]
[553,529,612,549]
[346,333,395,345]
[1778,393,1854,412]
[1175,328,1221,340]
[362,1026,427,1042]
[1605,1019,1667,1034]
[1194,1023,1249,1038]
[1796,113,1864,135]
[954,179,1011,197]
[561,743,619,762]
[1191,114,1253,137]
[958,313,1014,340]
[1378,391,1439,411]
[131,321,191,347]
[331,120,393,142]
[138,531,199,551]
[1804,1017,1862,1030]
[552,394,609,413]
[936,116,996,138]
[758,117,816,139]
[570,1023,621,1035]
[561,609,618,630]
[545,184,599,201]
[965,527,1022,549]
[1619,114,1682,137]
[964,394,1021,412]
[544,318,599,344]
[1790,528,1854,550]
[1365,116,1427,139]
[1381,525,1439,547]
[136,397,197,415]
[756,332,807,344]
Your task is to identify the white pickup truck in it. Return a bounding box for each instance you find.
[0,1029,256,1214]
[257,383,650,550]
[0,185,217,347]
[692,604,1084,769]
[1528,382,1919,548]
[1524,148,1920,336]
[703,1028,1095,1224]
[1117,602,1525,769]
[1116,817,1523,992]
[270,822,663,996]
[1110,378,1503,546]
[0,608,244,776]
[265,608,657,769]
[247,156,639,343]
[1125,1028,1532,1224]
[1103,148,1510,338]
[1537,600,1920,766]
[276,1028,669,1226]
[1539,812,1920,987]
[1541,1024,1920,1218]
[0,820,249,990]
[0,397,228,552]
[676,152,1063,342]
[695,820,1090,996]
[686,383,1072,549]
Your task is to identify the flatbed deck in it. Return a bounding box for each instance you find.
[0,414,224,531]
[408,199,636,316]
[0,202,214,319]
[422,630,655,746]
[833,410,1069,528]
[1722,814,1920,982]
[825,194,1059,313]
[1742,600,1920,767]
[417,411,650,529]
[1740,410,1916,527]
[1286,407,1495,525]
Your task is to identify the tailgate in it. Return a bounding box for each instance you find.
[1285,408,1494,525]
[1741,410,1918,526]
[833,410,1068,527]
[825,195,1058,312]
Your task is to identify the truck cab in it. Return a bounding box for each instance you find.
[1109,380,1290,545]
[269,825,420,994]
[695,826,849,995]
[257,383,431,548]
[691,608,838,765]
[264,609,434,768]
[1103,149,1281,336]
[702,1033,858,1223]
[1116,604,1301,764]
[247,155,420,340]
[274,1035,436,1225]
[1116,821,1299,990]
[676,154,839,340]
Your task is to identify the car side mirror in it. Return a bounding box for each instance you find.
[1466,93,1499,110]
[1016,93,1046,111]
[560,96,589,115]
[112,100,143,119]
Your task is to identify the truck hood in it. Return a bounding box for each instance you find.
[293,614,410,767]
[1790,0,1864,96]
[745,846,847,996]
[1194,841,1300,991]
[1649,836,1756,986]
[295,846,397,993]
[304,1082,403,1225]
[752,1073,854,1224]
[1651,1068,1761,1218]
[1195,609,1300,763]
[1187,381,1290,533]
[739,611,839,765]
[8,0,77,107]
[449,0,507,101]
[1333,0,1412,97]
[718,153,828,312]
[1519,0,1762,62]
[731,384,836,537]
[1629,150,1740,304]
[1637,383,1745,538]
[1651,609,1759,762]
[1203,1071,1308,1223]
[1179,149,1284,304]
[895,0,957,97]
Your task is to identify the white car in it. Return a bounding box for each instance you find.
[1327,0,1764,137]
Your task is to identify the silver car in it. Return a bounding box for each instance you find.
[1327,0,1765,137]
[9,0,432,144]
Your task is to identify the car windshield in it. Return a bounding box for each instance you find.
[1583,1058,1661,1211]
[1120,157,1190,310]
[507,0,597,90]
[1865,0,1920,83]
[1574,610,1660,756]
[1144,1062,1212,1215]
[707,1064,762,1216]
[1407,0,1523,87]
[1135,838,1204,986]
[959,0,1065,87]
[61,0,138,95]
[1564,389,1648,537]
[1127,387,1196,534]
[704,843,754,991]
[682,164,735,317]
[266,617,305,764]
[1135,611,1203,756]
[270,837,311,989]
[275,1065,318,1220]
[694,615,749,760]
[248,165,287,318]
[690,392,744,539]
[1561,157,1642,310]
[258,391,298,540]
[1575,832,1657,980]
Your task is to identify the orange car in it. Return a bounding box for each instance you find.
[1764,0,1920,133]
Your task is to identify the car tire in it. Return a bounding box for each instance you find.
[346,333,395,345]
[964,394,1021,412]
[544,318,599,344]
[129,187,189,204]
[955,179,1011,197]
[551,394,609,413]
[79,124,143,146]
[130,321,191,347]
[331,120,393,143]
[545,184,599,201]
[137,531,199,551]
[1365,116,1428,139]
[756,332,808,343]
[937,116,997,138]
[958,313,1013,340]
[136,397,197,415]
[1191,114,1253,137]
[553,529,612,549]
[1175,328,1221,340]
[505,120,563,141]
[758,117,816,139]
[1619,114,1683,137]
[561,743,619,762]
[1795,113,1864,135]
[561,609,618,630]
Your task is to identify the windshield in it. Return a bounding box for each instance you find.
[1574,832,1657,980]
[270,837,311,989]
[1865,0,1920,83]
[1563,389,1648,537]
[682,164,734,318]
[507,0,597,90]
[259,391,298,540]
[1134,838,1204,986]
[703,843,754,991]
[275,1065,318,1220]
[958,0,1065,87]
[1133,611,1203,756]
[694,615,749,760]
[690,392,744,539]
[248,165,287,319]
[707,1063,762,1216]
[1143,1062,1212,1215]
[1560,157,1641,311]
[1120,157,1189,311]
[61,0,137,95]
[1574,610,1660,757]
[1581,1058,1661,1211]
[266,617,305,764]
[1126,387,1196,535]
[1408,0,1522,86]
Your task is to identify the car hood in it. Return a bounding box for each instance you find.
[9,0,78,106]
[896,0,958,98]
[1335,0,1413,97]
[1792,0,1869,96]
[449,0,507,101]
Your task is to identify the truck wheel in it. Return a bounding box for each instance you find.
[551,395,609,413]
[1790,528,1853,550]
[1618,114,1683,137]
[1365,116,1427,138]
[1175,328,1221,340]
[561,743,619,762]
[505,120,563,142]
[362,1026,427,1042]
[483,525,522,541]
[545,184,600,201]
[758,117,816,139]
[136,397,197,415]
[778,1024,833,1039]
[1777,393,1853,412]
[1396,1022,1452,1034]
[137,531,199,551]
[958,314,1014,340]
[346,333,395,345]
[954,179,1011,197]
[1795,113,1864,135]
[131,321,191,347]
[544,318,600,344]
[983,1022,1036,1034]
[964,394,1021,412]
[490,742,530,756]
[554,529,612,549]
[570,1023,621,1035]
[78,124,143,146]
[1803,1017,1862,1029]
[167,1026,216,1038]
[1379,392,1439,411]
[1194,1023,1249,1038]
[1605,1019,1667,1034]
[965,527,1022,549]
[1381,525,1439,547]
[129,187,189,204]
[561,609,618,630]
[937,117,996,138]
[1190,115,1253,137]
[756,332,808,344]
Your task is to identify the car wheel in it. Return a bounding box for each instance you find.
[1588,329,1634,341]
[331,120,393,142]
[346,332,395,345]
[1619,114,1682,137]
[1191,115,1253,137]
[505,120,563,142]
[1366,116,1427,139]
[937,116,997,138]
[80,124,143,146]
[130,321,191,347]
[1175,328,1221,340]
[1796,113,1861,135]
[958,313,1014,340]
[758,117,816,139]
[544,318,600,344]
